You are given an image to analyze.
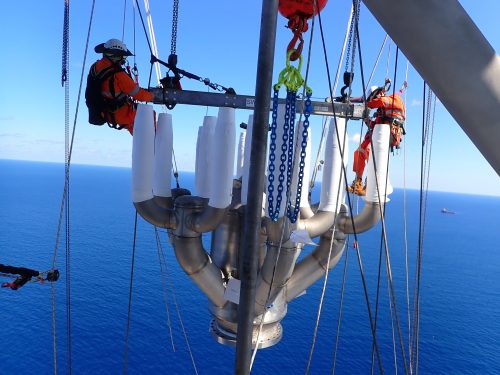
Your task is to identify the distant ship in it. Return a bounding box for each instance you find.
[441,208,456,214]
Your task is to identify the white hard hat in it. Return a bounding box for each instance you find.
[94,38,133,56]
[367,85,384,101]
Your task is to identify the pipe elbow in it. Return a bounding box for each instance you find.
[134,199,176,229]
[336,201,383,234]
[297,210,336,238]
[189,206,227,233]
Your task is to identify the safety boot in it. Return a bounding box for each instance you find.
[348,177,366,196]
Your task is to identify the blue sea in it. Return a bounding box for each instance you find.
[1,159,499,374]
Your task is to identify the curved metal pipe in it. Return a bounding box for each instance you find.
[299,205,314,220]
[297,210,336,239]
[188,205,227,233]
[134,200,176,229]
[173,236,227,307]
[254,242,299,315]
[336,201,383,234]
[286,229,346,302]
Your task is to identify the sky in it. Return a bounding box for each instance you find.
[0,1,499,196]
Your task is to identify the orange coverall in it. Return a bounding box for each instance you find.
[94,58,154,134]
[352,93,406,178]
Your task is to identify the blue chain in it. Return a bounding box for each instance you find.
[267,77,312,223]
[267,88,280,220]
[287,92,312,223]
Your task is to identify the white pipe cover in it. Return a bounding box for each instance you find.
[319,117,348,212]
[153,113,173,198]
[365,124,393,203]
[208,108,235,208]
[196,116,217,199]
[132,104,155,203]
[241,114,254,205]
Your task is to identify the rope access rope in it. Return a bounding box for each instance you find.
[154,227,176,351]
[410,83,436,374]
[121,0,127,41]
[158,230,199,375]
[310,4,353,191]
[370,45,403,374]
[331,238,350,375]
[363,44,409,375]
[123,211,138,375]
[312,2,386,371]
[402,61,412,372]
[303,13,353,370]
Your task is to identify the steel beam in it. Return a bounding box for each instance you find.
[150,88,365,119]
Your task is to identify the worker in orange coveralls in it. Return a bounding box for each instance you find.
[349,84,406,196]
[87,39,154,135]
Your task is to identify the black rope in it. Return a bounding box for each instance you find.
[316,4,384,373]
[124,211,138,375]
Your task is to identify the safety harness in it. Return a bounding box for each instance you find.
[0,264,59,290]
[85,62,132,130]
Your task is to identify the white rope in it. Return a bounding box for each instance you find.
[143,0,162,85]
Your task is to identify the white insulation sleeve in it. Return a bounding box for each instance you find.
[132,104,155,203]
[319,117,348,212]
[153,113,173,198]
[241,114,254,205]
[195,126,203,196]
[365,124,393,203]
[236,131,246,179]
[208,108,236,208]
[196,116,217,199]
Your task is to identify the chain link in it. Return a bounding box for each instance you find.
[170,0,179,55]
[287,92,312,223]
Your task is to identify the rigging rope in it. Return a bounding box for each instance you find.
[312,2,385,372]
[331,238,350,375]
[158,229,199,374]
[402,61,412,372]
[53,0,96,371]
[154,227,176,351]
[310,4,353,191]
[121,0,127,41]
[123,211,138,375]
[363,43,409,375]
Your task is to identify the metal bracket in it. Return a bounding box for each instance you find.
[150,88,365,119]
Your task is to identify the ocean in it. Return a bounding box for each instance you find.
[1,159,499,374]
